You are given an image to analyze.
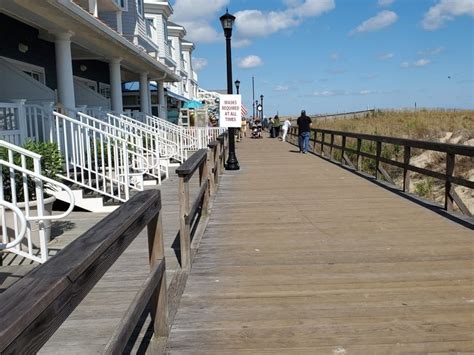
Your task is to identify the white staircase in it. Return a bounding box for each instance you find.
[0,140,74,263]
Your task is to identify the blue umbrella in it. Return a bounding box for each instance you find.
[183,100,204,109]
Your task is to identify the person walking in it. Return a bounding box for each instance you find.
[273,115,281,138]
[297,110,312,153]
[268,116,274,138]
[281,118,291,142]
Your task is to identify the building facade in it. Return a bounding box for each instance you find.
[0,0,199,120]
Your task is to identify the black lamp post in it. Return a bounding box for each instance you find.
[234,79,240,94]
[260,94,264,121]
[220,9,239,170]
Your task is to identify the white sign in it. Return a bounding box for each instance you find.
[219,94,242,128]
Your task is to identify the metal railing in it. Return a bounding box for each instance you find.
[0,140,74,263]
[288,127,474,217]
[52,111,148,203]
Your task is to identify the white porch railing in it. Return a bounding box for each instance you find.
[0,140,74,263]
[52,112,148,203]
[77,112,166,183]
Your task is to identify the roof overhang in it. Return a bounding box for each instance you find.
[144,0,173,17]
[181,41,195,52]
[0,0,181,82]
[167,22,186,38]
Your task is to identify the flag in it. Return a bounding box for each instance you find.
[241,104,248,117]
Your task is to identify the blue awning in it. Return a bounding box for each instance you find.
[165,90,189,102]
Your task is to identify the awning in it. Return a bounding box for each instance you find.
[165,90,189,103]
[183,100,204,109]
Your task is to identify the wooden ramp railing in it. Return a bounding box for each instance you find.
[289,127,474,217]
[175,131,228,271]
[0,133,228,354]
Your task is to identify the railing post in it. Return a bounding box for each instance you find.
[200,153,210,215]
[147,211,169,337]
[330,133,334,160]
[313,130,318,154]
[375,141,382,179]
[341,136,346,165]
[321,132,325,156]
[179,176,191,271]
[11,99,27,145]
[403,146,411,192]
[356,138,362,171]
[445,153,455,211]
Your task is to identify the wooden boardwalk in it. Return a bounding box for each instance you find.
[35,169,201,354]
[166,136,474,353]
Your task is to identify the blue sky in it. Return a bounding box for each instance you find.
[170,0,474,116]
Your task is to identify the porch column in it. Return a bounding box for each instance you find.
[157,82,167,119]
[109,58,123,113]
[116,10,123,34]
[139,72,150,114]
[54,33,76,109]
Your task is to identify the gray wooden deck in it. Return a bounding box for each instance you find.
[165,137,474,353]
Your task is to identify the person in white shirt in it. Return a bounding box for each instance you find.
[281,119,291,142]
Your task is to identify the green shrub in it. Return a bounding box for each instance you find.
[0,140,64,202]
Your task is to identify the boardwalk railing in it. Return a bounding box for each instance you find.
[0,190,168,354]
[289,127,474,216]
[176,133,228,271]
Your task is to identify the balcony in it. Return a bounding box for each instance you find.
[74,0,124,14]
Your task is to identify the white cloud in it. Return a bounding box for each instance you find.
[422,0,474,30]
[417,46,445,56]
[400,59,431,68]
[171,0,229,43]
[414,58,431,67]
[378,0,395,6]
[233,39,252,48]
[192,57,208,71]
[313,89,375,96]
[378,52,394,60]
[274,85,290,92]
[237,55,263,69]
[350,10,398,35]
[235,0,335,38]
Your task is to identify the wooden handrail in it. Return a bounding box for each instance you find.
[177,133,228,271]
[288,127,473,217]
[0,190,167,354]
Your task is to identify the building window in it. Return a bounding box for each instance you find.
[99,83,111,99]
[137,0,144,17]
[1,57,46,84]
[74,76,98,91]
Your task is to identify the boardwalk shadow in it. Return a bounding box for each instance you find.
[288,149,301,153]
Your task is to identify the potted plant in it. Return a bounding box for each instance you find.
[1,140,64,247]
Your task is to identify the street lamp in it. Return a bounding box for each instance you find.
[234,79,240,94]
[260,94,264,121]
[220,9,239,170]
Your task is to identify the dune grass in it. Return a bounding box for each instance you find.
[312,109,474,141]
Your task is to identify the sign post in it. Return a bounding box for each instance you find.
[219,94,242,128]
